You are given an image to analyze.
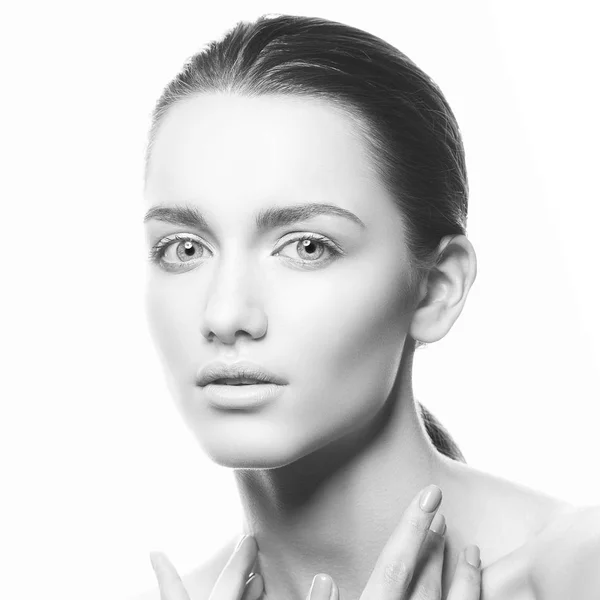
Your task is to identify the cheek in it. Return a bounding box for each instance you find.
[275,257,411,426]
[144,277,201,379]
[145,248,412,410]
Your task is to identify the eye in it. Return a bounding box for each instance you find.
[275,233,343,267]
[148,233,211,272]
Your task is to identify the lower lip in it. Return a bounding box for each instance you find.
[201,383,285,409]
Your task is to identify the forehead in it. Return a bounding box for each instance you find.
[144,93,383,208]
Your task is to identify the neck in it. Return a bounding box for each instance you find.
[233,348,455,600]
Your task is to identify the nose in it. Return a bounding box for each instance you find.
[200,254,267,344]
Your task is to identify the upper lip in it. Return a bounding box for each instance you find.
[196,361,287,387]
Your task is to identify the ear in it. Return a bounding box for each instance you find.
[409,235,477,343]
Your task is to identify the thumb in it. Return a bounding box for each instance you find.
[149,551,191,600]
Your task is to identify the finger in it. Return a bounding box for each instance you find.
[446,545,481,600]
[209,535,259,600]
[361,483,444,600]
[149,551,191,600]
[330,578,339,600]
[241,572,265,600]
[307,574,334,600]
[405,514,446,599]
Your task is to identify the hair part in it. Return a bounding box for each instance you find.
[145,13,469,463]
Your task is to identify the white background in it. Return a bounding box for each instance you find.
[1,1,599,599]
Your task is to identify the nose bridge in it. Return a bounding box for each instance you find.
[201,248,265,342]
[212,250,254,303]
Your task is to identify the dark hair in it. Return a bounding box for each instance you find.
[144,14,468,463]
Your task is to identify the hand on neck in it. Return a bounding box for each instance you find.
[233,363,453,600]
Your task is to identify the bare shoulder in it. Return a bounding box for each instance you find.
[130,535,240,600]
[531,502,600,565]
[443,459,576,563]
[523,503,600,597]
[448,458,576,517]
[444,462,581,598]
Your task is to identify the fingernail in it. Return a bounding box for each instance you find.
[420,484,442,512]
[430,512,446,535]
[309,574,332,600]
[235,534,248,551]
[465,545,481,568]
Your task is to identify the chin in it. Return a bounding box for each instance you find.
[192,425,321,470]
[201,444,305,470]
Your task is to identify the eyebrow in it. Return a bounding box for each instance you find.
[143,203,366,231]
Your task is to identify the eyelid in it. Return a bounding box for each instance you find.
[148,230,345,272]
[273,233,345,271]
[152,232,211,253]
[149,232,211,269]
[275,231,345,255]
[152,231,343,254]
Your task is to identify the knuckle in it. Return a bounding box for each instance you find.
[463,564,480,584]
[382,558,413,589]
[415,582,442,600]
[407,514,428,534]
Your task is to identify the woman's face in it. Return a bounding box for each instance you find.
[144,93,417,468]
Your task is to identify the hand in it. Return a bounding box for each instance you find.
[308,484,482,600]
[149,535,338,600]
[149,536,265,600]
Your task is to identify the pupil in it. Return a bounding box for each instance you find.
[177,240,200,261]
[303,240,315,254]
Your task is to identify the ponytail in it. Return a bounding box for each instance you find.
[419,402,466,462]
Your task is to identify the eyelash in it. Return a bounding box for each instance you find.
[148,232,344,272]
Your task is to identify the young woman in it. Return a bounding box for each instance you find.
[138,14,599,600]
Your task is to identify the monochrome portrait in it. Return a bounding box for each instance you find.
[3,3,598,600]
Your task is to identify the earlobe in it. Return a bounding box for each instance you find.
[409,235,477,344]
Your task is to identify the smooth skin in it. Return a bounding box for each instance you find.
[143,91,482,598]
[141,92,594,600]
[150,484,483,600]
[147,502,600,600]
[143,91,483,597]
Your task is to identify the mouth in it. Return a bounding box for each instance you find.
[211,379,269,386]
[197,362,287,388]
[202,379,285,408]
